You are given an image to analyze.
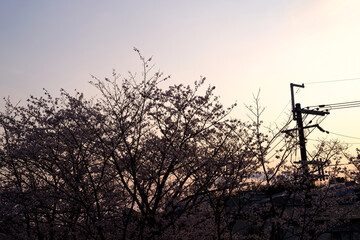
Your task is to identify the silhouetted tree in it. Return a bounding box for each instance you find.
[0,50,357,240]
[0,50,259,239]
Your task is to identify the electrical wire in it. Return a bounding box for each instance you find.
[266,123,295,158]
[328,105,360,110]
[306,100,360,111]
[302,113,309,122]
[274,101,291,122]
[307,138,360,145]
[306,149,313,159]
[274,88,301,122]
[321,100,360,107]
[304,115,318,127]
[305,77,360,85]
[328,131,360,140]
[304,115,328,138]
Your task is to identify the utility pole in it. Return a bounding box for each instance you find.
[294,103,308,172]
[284,83,329,180]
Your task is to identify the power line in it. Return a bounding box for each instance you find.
[321,100,360,107]
[304,115,328,138]
[305,125,360,142]
[274,88,301,122]
[267,121,296,158]
[306,100,360,110]
[328,131,360,140]
[305,77,360,85]
[304,101,360,113]
[324,101,360,110]
[329,105,360,110]
[307,138,360,145]
[274,100,291,122]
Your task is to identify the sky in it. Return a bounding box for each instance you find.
[2,0,360,157]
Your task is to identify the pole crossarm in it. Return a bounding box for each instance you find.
[281,124,328,134]
[299,108,329,116]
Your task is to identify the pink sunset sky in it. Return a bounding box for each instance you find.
[1,0,360,155]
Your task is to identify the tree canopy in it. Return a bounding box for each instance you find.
[0,51,358,240]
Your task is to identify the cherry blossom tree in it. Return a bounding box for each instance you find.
[0,50,260,239]
[0,50,357,240]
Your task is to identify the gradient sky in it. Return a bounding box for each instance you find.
[2,0,360,155]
